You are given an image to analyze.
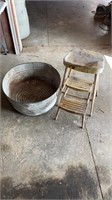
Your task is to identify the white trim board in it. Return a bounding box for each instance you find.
[5,0,22,54]
[0,2,7,15]
[104,55,112,70]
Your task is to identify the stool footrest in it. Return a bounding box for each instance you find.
[59,96,87,115]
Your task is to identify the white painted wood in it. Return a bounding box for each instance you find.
[14,0,30,39]
[0,2,7,14]
[104,55,112,70]
[5,0,22,54]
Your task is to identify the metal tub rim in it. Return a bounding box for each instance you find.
[2,62,61,116]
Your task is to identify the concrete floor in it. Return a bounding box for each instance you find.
[23,0,111,55]
[1,0,112,199]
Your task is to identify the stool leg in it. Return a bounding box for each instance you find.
[82,115,86,129]
[55,86,68,120]
[61,66,68,89]
[68,67,72,77]
[96,76,99,97]
[90,74,99,116]
[55,107,60,120]
[61,67,72,89]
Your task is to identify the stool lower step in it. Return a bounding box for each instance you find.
[59,96,87,115]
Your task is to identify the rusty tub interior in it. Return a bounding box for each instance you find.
[2,62,61,116]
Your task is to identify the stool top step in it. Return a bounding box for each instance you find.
[65,76,93,92]
[64,48,104,74]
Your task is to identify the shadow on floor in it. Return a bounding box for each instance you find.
[1,91,15,113]
[1,165,98,199]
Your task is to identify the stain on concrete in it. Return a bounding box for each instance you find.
[1,91,14,112]
[1,143,11,152]
[98,166,111,185]
[1,165,98,199]
[104,185,112,200]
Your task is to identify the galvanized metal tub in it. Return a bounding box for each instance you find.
[2,62,61,116]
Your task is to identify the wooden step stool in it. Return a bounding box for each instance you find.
[55,48,104,128]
